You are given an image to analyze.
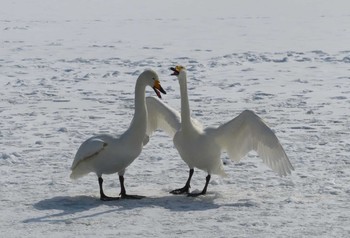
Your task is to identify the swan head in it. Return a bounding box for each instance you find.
[140,69,166,99]
[170,65,186,77]
[170,66,187,86]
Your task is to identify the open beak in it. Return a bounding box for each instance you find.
[170,67,179,76]
[153,80,166,99]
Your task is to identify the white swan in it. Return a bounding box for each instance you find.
[70,69,166,201]
[146,66,293,196]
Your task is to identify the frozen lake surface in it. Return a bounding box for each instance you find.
[1,0,349,237]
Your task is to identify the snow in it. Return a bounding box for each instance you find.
[1,0,349,237]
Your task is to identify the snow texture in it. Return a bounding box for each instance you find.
[1,0,349,237]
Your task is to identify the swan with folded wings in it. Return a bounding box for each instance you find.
[70,69,166,201]
[146,66,293,196]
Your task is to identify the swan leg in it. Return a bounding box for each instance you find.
[119,175,145,199]
[188,174,211,197]
[170,168,194,195]
[98,177,119,201]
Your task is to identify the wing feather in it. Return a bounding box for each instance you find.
[146,96,181,138]
[212,110,294,176]
[71,138,107,171]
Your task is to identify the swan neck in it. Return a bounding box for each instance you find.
[127,77,147,143]
[179,74,193,129]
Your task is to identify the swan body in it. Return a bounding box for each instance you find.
[71,135,141,179]
[70,69,166,200]
[146,66,293,196]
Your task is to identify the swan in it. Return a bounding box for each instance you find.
[70,69,166,201]
[146,65,293,196]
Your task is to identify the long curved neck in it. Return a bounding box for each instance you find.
[126,78,147,144]
[179,73,194,131]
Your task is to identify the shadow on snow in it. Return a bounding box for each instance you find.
[23,192,253,224]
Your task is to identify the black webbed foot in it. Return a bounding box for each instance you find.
[187,174,211,197]
[100,194,120,201]
[170,185,190,195]
[187,191,206,197]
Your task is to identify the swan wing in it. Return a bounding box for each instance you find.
[146,96,181,138]
[211,110,294,176]
[71,138,107,170]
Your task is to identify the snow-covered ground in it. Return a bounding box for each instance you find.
[1,0,349,237]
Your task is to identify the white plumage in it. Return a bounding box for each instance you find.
[145,66,294,196]
[70,69,166,200]
[146,96,181,138]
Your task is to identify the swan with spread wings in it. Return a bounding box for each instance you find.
[146,66,293,196]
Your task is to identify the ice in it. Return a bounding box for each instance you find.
[1,0,350,237]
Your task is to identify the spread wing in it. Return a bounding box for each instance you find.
[146,96,181,138]
[211,110,294,176]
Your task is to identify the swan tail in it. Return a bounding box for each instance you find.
[70,165,90,180]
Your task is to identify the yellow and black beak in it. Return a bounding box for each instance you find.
[170,67,180,76]
[153,80,166,99]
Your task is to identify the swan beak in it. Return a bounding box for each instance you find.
[153,80,166,99]
[170,67,179,76]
